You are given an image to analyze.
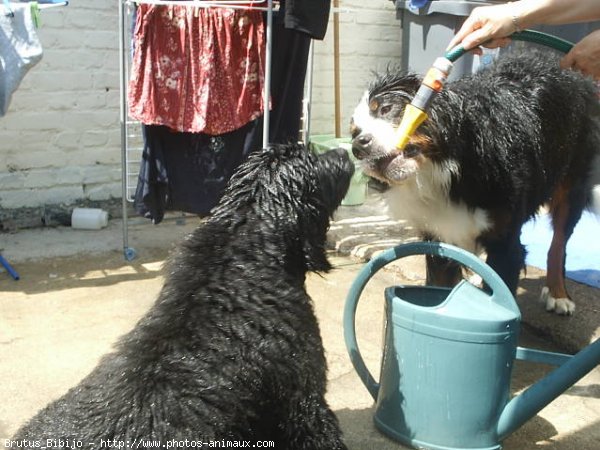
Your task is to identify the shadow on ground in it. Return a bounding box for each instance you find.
[0,249,170,295]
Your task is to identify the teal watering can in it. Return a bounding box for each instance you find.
[344,241,600,450]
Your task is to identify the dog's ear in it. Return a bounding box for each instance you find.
[298,210,333,273]
[298,148,353,273]
[291,154,335,274]
[314,148,354,217]
[258,145,335,274]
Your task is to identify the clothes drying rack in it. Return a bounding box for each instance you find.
[1,0,69,280]
[118,0,287,261]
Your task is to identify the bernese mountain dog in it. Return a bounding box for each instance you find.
[351,49,600,315]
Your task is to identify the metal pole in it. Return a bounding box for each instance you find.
[333,0,341,138]
[262,0,273,149]
[303,40,315,145]
[118,0,131,260]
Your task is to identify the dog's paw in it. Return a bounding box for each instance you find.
[541,286,575,315]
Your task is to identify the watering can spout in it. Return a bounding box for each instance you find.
[497,338,600,440]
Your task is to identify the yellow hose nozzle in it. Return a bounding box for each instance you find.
[393,104,428,150]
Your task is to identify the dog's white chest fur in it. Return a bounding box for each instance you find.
[384,164,491,253]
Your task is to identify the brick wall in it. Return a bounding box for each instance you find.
[0,1,401,229]
[0,1,121,228]
[310,1,402,136]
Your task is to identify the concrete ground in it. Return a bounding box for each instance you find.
[1,193,599,449]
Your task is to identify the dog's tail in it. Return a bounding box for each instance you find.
[587,118,600,216]
[579,84,600,217]
[590,185,600,216]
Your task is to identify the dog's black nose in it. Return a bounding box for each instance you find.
[352,134,373,160]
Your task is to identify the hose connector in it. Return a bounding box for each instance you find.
[393,57,453,150]
[394,104,428,151]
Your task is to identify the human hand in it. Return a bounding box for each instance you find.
[447,4,520,53]
[560,30,600,80]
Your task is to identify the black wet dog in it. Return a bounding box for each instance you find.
[13,144,353,449]
[351,49,600,315]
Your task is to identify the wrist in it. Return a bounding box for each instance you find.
[509,0,540,30]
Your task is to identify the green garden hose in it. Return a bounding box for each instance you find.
[445,29,575,62]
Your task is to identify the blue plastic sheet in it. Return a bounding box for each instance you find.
[521,211,600,288]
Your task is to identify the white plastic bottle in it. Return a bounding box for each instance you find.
[71,208,109,230]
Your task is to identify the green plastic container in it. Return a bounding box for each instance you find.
[309,135,369,206]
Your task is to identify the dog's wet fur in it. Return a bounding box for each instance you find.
[13,144,353,449]
[351,49,600,315]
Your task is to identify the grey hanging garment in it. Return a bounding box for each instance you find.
[0,3,43,116]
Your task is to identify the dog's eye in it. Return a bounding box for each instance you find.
[379,105,392,116]
[403,145,420,158]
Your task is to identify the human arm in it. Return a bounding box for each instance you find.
[447,0,600,52]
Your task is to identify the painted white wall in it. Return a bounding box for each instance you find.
[310,1,402,137]
[0,2,121,214]
[0,1,401,226]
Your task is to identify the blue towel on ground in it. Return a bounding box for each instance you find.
[521,211,600,288]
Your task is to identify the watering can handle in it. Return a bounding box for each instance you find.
[343,241,518,401]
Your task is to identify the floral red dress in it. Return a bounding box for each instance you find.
[128,4,266,135]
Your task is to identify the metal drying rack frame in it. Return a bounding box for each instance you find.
[117,0,275,261]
